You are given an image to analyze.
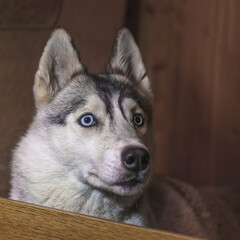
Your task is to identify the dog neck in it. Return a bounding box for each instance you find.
[69,183,150,226]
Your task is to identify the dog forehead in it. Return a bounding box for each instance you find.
[84,94,106,110]
[41,75,95,125]
[41,73,151,125]
[90,74,152,122]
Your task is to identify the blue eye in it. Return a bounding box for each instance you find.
[79,114,95,127]
[133,114,144,127]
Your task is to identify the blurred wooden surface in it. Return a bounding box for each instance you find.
[138,0,240,186]
[0,198,201,240]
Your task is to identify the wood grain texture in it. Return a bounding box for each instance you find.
[138,0,240,186]
[0,198,201,240]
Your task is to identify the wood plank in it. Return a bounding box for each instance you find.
[209,0,240,185]
[138,0,240,186]
[139,0,215,185]
[0,198,201,240]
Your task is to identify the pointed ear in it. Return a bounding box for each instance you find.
[107,28,152,97]
[34,29,85,108]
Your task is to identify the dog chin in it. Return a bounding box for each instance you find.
[83,173,147,197]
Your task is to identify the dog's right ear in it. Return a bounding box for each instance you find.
[34,29,85,108]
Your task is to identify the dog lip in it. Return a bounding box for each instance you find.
[84,172,148,196]
[115,178,142,187]
[86,172,118,187]
[87,172,143,188]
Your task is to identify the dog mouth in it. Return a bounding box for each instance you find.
[84,173,147,196]
[115,178,142,188]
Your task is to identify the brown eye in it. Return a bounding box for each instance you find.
[133,114,144,127]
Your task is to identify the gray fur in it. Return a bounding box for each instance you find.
[33,29,86,109]
[107,28,152,99]
[10,28,240,240]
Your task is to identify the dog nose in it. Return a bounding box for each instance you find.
[122,147,150,173]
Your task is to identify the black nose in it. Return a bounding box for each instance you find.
[122,147,150,173]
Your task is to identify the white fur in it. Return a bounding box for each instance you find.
[10,92,151,226]
[10,28,240,239]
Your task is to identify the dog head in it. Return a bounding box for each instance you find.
[33,29,153,197]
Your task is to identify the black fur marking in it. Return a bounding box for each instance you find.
[47,73,152,126]
[92,74,152,124]
[117,81,152,124]
[71,70,83,80]
[48,107,75,125]
[91,75,116,121]
[47,98,86,125]
[118,93,127,121]
[140,72,147,82]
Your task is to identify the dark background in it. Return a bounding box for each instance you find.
[0,0,240,198]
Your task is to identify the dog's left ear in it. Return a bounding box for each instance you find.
[107,28,152,97]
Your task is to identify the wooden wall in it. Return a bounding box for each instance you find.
[137,0,240,186]
[1,0,240,198]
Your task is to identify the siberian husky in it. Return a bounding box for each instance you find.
[10,28,240,239]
